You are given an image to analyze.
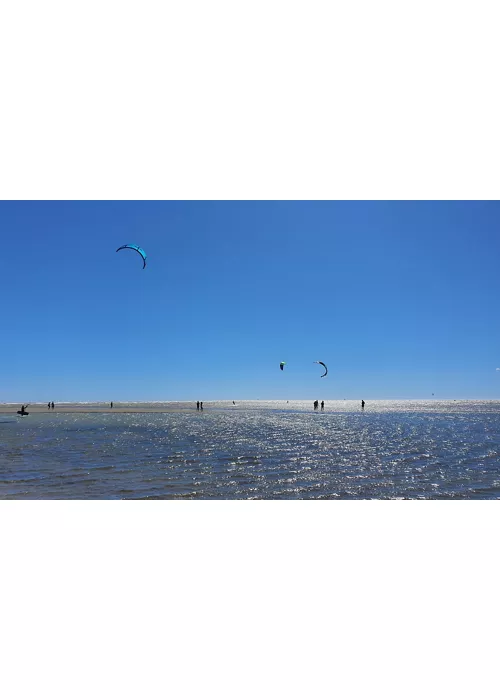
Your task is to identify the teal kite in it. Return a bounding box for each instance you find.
[116,244,147,269]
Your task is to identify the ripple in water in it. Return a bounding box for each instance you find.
[1,401,500,499]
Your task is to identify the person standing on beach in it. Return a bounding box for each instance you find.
[361,400,365,409]
[47,402,51,410]
[196,401,200,410]
[200,402,203,410]
[321,401,324,410]
[313,400,318,410]
[51,402,54,410]
[110,402,113,409]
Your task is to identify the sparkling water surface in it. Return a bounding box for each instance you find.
[1,401,500,499]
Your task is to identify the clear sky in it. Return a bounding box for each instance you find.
[2,200,500,401]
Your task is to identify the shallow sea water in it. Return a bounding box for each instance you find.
[1,401,500,499]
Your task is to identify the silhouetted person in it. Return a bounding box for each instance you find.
[321,401,324,410]
[110,402,113,408]
[314,400,318,410]
[200,402,203,410]
[48,402,51,410]
[233,401,235,405]
[51,402,54,410]
[361,400,365,409]
[196,401,200,410]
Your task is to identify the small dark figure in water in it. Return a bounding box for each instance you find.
[200,402,203,410]
[321,401,324,410]
[110,402,113,409]
[51,402,55,410]
[361,400,365,409]
[196,401,200,410]
[233,401,236,405]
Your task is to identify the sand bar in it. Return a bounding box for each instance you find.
[0,403,199,414]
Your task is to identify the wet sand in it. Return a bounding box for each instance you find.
[0,403,199,414]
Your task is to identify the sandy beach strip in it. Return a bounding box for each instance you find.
[0,403,200,414]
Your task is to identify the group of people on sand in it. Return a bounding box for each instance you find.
[19,399,366,414]
[314,400,366,410]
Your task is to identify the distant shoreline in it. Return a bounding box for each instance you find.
[2,399,500,415]
[0,405,198,414]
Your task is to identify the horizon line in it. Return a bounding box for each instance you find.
[3,398,500,404]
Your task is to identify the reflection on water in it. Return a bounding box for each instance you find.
[1,401,500,499]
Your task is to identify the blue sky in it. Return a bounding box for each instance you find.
[2,201,500,401]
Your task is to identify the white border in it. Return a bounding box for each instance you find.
[1,1,499,698]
